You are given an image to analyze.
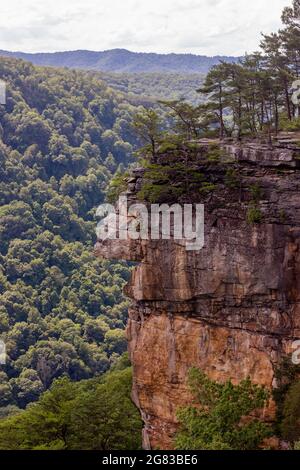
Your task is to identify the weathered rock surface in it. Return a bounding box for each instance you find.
[95,142,300,450]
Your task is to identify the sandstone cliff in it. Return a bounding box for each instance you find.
[95,140,300,449]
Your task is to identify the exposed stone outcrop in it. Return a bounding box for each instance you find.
[95,141,300,449]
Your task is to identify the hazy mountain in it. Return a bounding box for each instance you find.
[0,49,240,74]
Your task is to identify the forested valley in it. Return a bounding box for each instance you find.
[0,57,147,426]
[1,0,300,451]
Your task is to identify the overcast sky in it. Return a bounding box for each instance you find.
[0,0,290,56]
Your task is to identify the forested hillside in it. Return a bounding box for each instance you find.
[0,56,147,413]
[101,72,205,104]
[0,49,240,74]
[0,356,142,450]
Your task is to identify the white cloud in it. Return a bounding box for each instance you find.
[0,0,290,55]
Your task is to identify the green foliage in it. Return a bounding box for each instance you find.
[199,182,217,194]
[249,183,263,202]
[0,372,13,407]
[205,145,225,162]
[197,4,300,140]
[106,170,130,203]
[137,160,206,203]
[0,363,142,450]
[158,141,179,153]
[247,206,263,224]
[0,57,143,409]
[102,72,205,104]
[279,209,287,223]
[272,357,300,436]
[159,99,209,139]
[281,380,300,445]
[132,107,163,159]
[280,116,300,132]
[246,184,264,224]
[175,368,270,450]
[225,168,240,189]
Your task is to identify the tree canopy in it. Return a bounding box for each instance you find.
[0,359,142,450]
[0,57,145,412]
[175,368,270,450]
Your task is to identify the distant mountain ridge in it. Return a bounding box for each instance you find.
[0,48,241,73]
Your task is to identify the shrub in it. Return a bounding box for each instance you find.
[225,168,240,189]
[247,206,262,224]
[281,380,300,445]
[175,368,270,450]
[249,183,263,202]
[199,182,217,194]
[106,171,130,203]
[280,116,300,132]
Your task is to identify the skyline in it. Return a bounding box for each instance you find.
[0,0,290,56]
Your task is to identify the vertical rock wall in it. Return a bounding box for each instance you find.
[96,143,300,449]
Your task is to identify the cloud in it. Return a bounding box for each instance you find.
[0,0,290,55]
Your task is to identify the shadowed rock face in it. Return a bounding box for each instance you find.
[95,142,300,449]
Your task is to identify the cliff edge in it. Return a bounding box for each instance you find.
[95,140,300,449]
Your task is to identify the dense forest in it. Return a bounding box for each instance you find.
[0,56,150,415]
[101,72,205,104]
[0,355,142,450]
[1,0,300,452]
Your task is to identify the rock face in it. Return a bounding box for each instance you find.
[95,142,300,450]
